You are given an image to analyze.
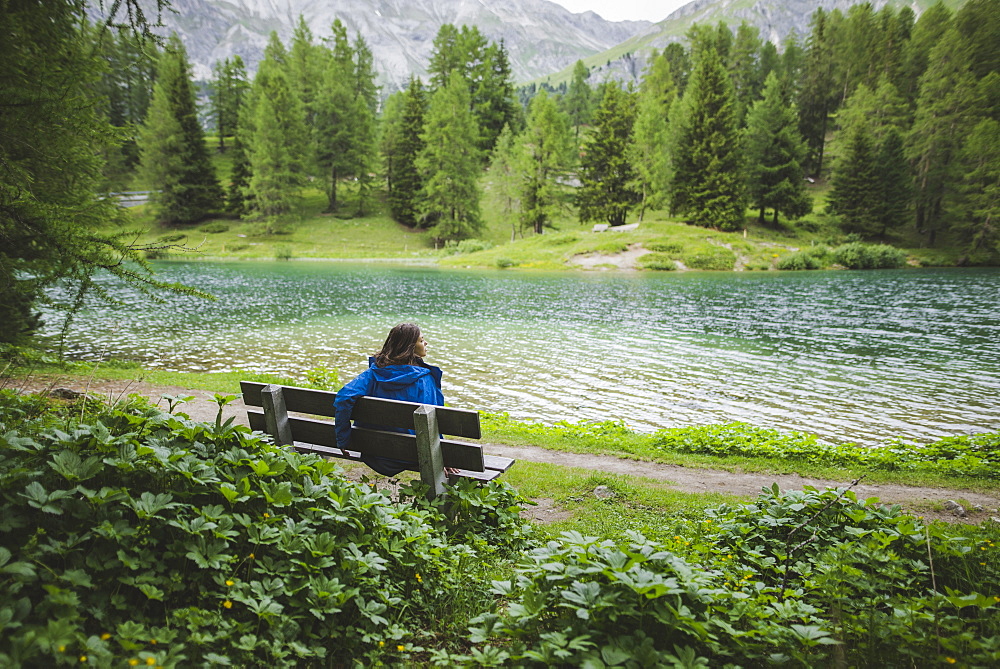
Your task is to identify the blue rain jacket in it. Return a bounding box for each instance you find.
[334,357,444,476]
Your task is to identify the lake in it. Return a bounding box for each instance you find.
[41,262,1000,446]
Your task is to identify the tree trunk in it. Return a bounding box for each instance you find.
[327,166,338,212]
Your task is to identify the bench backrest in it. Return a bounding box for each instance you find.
[240,381,487,473]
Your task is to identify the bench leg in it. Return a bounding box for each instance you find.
[261,384,294,447]
[413,405,446,500]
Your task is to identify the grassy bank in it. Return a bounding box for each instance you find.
[9,363,999,497]
[118,148,984,270]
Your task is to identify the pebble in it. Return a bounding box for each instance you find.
[594,485,615,499]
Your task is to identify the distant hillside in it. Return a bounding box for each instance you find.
[94,0,655,90]
[539,0,968,87]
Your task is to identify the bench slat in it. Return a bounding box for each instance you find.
[248,409,485,471]
[240,381,481,439]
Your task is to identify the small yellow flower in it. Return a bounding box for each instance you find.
[981,562,987,566]
[248,553,255,559]
[415,573,422,583]
[946,658,957,664]
[149,640,157,645]
[128,660,140,667]
[100,633,111,641]
[224,600,233,609]
[378,641,385,648]
[982,546,987,550]
[995,596,1000,603]
[397,645,405,652]
[225,579,235,586]
[58,646,66,653]
[263,513,270,519]
[146,658,157,666]
[79,656,88,663]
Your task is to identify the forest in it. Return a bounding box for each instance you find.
[1,0,999,341]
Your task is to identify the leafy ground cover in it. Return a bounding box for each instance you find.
[2,390,999,667]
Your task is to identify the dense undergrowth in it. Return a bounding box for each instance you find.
[482,413,1000,482]
[2,391,998,667]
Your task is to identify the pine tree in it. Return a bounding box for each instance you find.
[668,47,747,231]
[565,60,593,137]
[799,8,838,176]
[906,27,978,245]
[210,55,248,153]
[873,127,912,237]
[630,52,676,220]
[387,78,427,227]
[227,134,252,217]
[743,73,811,224]
[728,21,763,123]
[520,90,574,235]
[2,2,203,344]
[417,72,483,242]
[577,84,641,227]
[313,51,358,212]
[486,124,525,241]
[139,34,223,225]
[242,33,308,220]
[472,39,520,153]
[951,118,1000,260]
[828,124,881,236]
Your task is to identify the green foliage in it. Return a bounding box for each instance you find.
[444,239,494,255]
[833,242,908,269]
[139,35,224,225]
[519,90,575,235]
[776,251,822,270]
[638,253,678,271]
[644,238,684,253]
[0,390,532,666]
[386,78,427,227]
[199,222,230,234]
[681,245,736,270]
[469,486,1000,667]
[576,84,641,227]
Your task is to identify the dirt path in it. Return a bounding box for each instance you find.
[13,378,999,523]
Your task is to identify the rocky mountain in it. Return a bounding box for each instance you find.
[559,0,962,87]
[109,0,656,90]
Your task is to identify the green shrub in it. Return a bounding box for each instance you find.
[445,239,494,255]
[467,486,1000,667]
[158,233,187,243]
[776,250,822,270]
[644,238,683,254]
[199,222,230,234]
[833,242,907,269]
[637,252,677,271]
[495,257,515,269]
[0,391,533,667]
[682,246,736,270]
[302,363,339,390]
[540,232,580,246]
[274,245,292,261]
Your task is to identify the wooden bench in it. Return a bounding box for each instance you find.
[240,381,515,499]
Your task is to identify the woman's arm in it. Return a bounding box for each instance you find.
[333,370,375,449]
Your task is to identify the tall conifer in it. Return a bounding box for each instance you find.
[387,78,427,227]
[577,85,641,227]
[139,34,222,225]
[668,47,746,231]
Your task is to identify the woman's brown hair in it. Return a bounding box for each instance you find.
[374,323,422,367]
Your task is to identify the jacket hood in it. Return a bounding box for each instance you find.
[367,356,441,390]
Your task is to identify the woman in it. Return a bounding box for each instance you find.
[334,323,453,477]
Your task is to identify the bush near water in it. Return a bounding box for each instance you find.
[2,391,999,666]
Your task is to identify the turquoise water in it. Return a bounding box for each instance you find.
[41,262,1000,445]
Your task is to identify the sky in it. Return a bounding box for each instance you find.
[551,0,692,23]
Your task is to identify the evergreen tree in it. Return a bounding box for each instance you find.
[227,133,252,217]
[417,72,482,242]
[387,77,427,227]
[486,124,526,241]
[899,3,953,108]
[565,60,593,137]
[287,16,323,134]
[313,48,359,212]
[139,34,223,225]
[906,27,978,245]
[873,126,912,237]
[1,1,201,344]
[380,91,406,196]
[799,8,838,176]
[955,0,1000,81]
[728,21,763,123]
[520,90,574,235]
[210,55,248,152]
[472,39,520,153]
[827,124,880,236]
[630,52,676,220]
[242,33,308,220]
[743,73,811,224]
[577,84,641,227]
[951,118,1000,259]
[668,47,747,231]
